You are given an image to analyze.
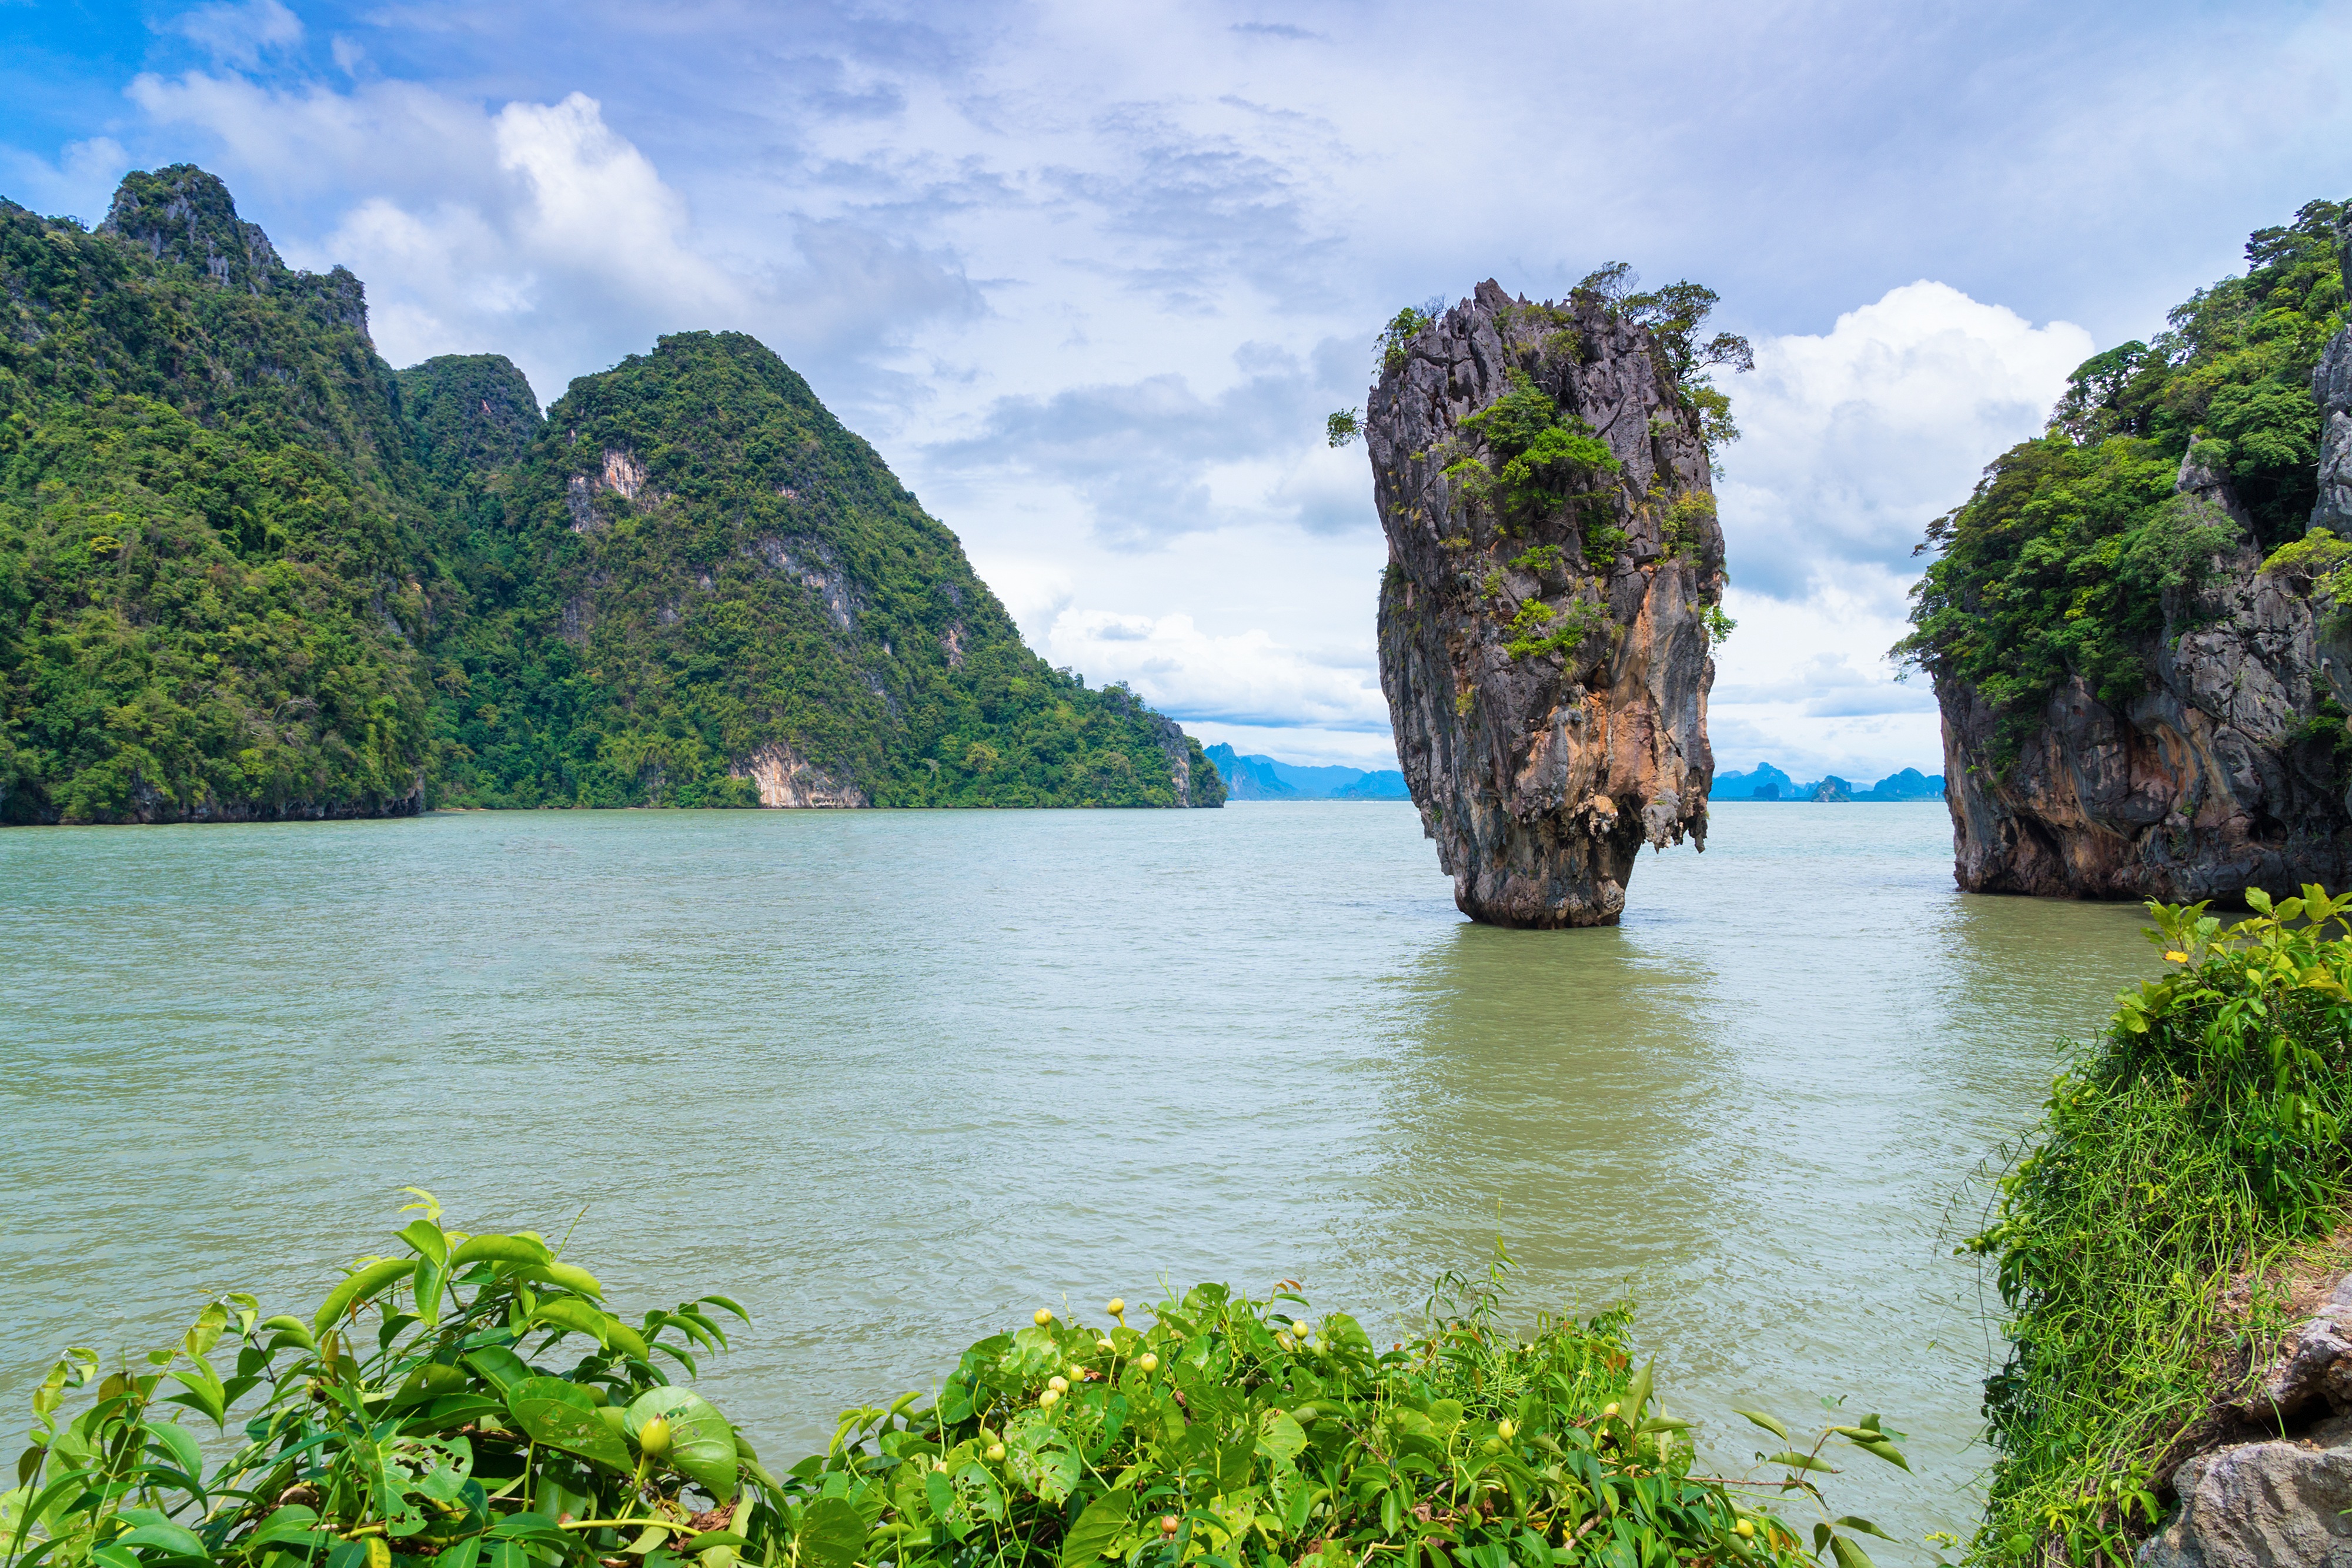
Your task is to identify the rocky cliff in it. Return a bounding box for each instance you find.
[1906,199,2352,902]
[1365,279,1728,927]
[1938,449,2352,900]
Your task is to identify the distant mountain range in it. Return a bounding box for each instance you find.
[1204,743,1411,801]
[1710,764,1945,802]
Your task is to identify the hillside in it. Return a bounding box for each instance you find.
[0,166,1222,821]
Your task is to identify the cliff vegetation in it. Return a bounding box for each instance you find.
[1967,888,2352,1564]
[1897,201,2347,761]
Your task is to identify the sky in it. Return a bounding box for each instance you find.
[4,1,2348,780]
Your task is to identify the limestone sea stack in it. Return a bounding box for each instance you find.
[1365,280,1729,927]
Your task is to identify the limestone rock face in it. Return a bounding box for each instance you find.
[2311,226,2352,536]
[2141,1276,2352,1567]
[1939,452,2352,902]
[2140,1424,2352,1567]
[1368,280,1725,927]
[99,164,283,295]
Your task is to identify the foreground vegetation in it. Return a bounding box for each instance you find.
[2,1205,1915,1568]
[1896,199,2347,761]
[1968,886,2352,1564]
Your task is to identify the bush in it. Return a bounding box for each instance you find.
[1968,887,2352,1564]
[2,1214,1915,1568]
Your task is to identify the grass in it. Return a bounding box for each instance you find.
[1967,887,2352,1564]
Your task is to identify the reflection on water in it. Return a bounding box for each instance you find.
[1,801,2152,1552]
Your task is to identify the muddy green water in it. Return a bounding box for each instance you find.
[0,801,2156,1553]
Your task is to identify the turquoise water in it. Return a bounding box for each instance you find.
[0,801,2156,1553]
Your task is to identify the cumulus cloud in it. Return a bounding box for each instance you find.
[1716,282,2096,601]
[122,75,977,410]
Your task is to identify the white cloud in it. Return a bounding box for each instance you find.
[1716,282,2096,601]
[122,75,977,411]
[167,0,303,68]
[1,138,130,219]
[1041,607,1387,734]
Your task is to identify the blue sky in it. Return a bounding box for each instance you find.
[6,0,2348,778]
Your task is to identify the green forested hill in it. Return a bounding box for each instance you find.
[0,165,1222,821]
[1897,199,2348,734]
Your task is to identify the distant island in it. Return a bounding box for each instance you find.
[1709,763,1945,802]
[1204,743,1410,800]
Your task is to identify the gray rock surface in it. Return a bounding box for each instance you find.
[1938,451,2352,901]
[2140,1422,2352,1567]
[1366,280,1725,927]
[2310,327,2352,536]
[2140,1275,2352,1566]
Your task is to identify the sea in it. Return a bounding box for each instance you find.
[0,800,2159,1554]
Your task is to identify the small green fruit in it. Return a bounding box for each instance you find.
[985,1443,1006,1462]
[639,1415,672,1457]
[1039,1388,1061,1408]
[1034,1308,1054,1326]
[1048,1375,1068,1393]
[1137,1353,1158,1372]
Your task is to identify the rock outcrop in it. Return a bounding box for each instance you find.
[1939,449,2352,901]
[2142,1275,2352,1567]
[1367,280,1725,927]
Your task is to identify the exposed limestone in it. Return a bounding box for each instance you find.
[730,742,870,808]
[1939,450,2352,901]
[1367,280,1725,927]
[2141,1275,2352,1567]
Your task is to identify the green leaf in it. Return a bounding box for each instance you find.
[249,1507,326,1549]
[529,1263,603,1299]
[528,1298,612,1346]
[164,1360,227,1427]
[462,1348,532,1394]
[1619,1360,1653,1422]
[678,1534,747,1555]
[412,1262,445,1328]
[506,1379,631,1469]
[1832,1518,1899,1542]
[626,1387,737,1502]
[144,1424,202,1480]
[1850,1439,1909,1471]
[1763,1451,1840,1473]
[486,1513,566,1544]
[1829,1537,1877,1568]
[796,1497,867,1568]
[398,1222,449,1268]
[311,1259,419,1339]
[1733,1410,1790,1442]
[257,1317,316,1353]
[448,1235,552,1270]
[1257,1413,1308,1467]
[116,1521,209,1559]
[1057,1490,1133,1568]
